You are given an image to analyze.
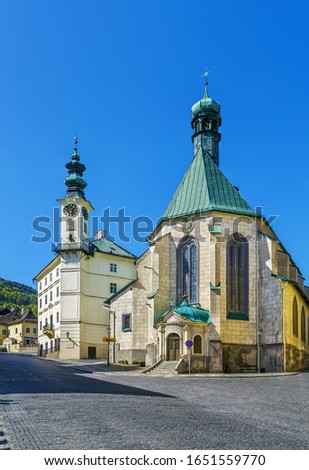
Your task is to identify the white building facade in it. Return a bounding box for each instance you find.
[34,139,136,360]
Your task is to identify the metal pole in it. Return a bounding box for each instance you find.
[189,349,191,375]
[107,326,111,366]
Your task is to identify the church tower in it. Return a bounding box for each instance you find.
[54,136,94,254]
[191,74,221,165]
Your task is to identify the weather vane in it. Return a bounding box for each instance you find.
[74,133,78,153]
[202,69,212,96]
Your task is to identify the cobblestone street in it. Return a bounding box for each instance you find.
[0,354,309,450]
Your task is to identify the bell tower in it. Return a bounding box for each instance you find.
[191,72,222,166]
[54,136,94,254]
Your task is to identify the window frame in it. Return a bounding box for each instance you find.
[292,296,298,337]
[177,236,199,304]
[226,233,249,321]
[110,282,117,294]
[122,314,132,332]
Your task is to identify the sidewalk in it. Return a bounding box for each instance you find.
[34,356,299,377]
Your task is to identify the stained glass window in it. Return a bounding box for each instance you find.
[226,234,249,318]
[178,237,198,304]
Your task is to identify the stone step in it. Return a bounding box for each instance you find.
[147,361,178,375]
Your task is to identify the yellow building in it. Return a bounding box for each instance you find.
[1,309,38,352]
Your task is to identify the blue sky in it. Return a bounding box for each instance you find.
[0,0,308,286]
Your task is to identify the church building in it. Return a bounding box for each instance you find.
[104,85,309,373]
[35,84,309,372]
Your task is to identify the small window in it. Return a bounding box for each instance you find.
[84,221,88,234]
[56,286,59,297]
[39,282,42,290]
[50,291,53,301]
[50,315,53,328]
[15,328,18,334]
[193,335,202,354]
[45,295,47,305]
[110,263,117,273]
[26,327,30,333]
[50,273,52,282]
[122,314,131,331]
[110,283,117,294]
[45,277,47,286]
[56,311,59,323]
[39,321,42,331]
[39,298,42,309]
[33,328,37,334]
[56,267,59,277]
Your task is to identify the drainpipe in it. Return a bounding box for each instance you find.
[256,227,260,373]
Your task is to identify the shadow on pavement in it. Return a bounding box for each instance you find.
[0,356,174,398]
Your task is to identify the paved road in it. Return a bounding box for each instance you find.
[0,353,308,450]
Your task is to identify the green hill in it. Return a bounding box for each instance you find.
[0,278,37,315]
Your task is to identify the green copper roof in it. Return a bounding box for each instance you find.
[91,234,136,259]
[64,136,88,198]
[161,147,256,220]
[191,96,221,117]
[157,299,211,324]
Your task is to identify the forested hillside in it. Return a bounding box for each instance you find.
[0,278,37,314]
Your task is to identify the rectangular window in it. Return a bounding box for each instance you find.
[39,282,42,291]
[50,315,53,328]
[45,294,47,305]
[122,314,131,331]
[50,291,53,301]
[39,298,42,309]
[50,273,52,282]
[56,312,59,323]
[15,328,18,334]
[56,267,59,277]
[110,283,117,294]
[56,286,59,297]
[45,277,47,286]
[110,263,117,273]
[39,321,42,331]
[26,327,30,333]
[33,328,37,334]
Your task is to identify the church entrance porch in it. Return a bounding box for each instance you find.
[167,333,180,361]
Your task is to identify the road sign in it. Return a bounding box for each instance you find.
[185,339,193,348]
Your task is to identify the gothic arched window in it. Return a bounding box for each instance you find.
[193,335,202,354]
[292,297,298,337]
[177,236,198,304]
[226,234,249,319]
[301,307,305,342]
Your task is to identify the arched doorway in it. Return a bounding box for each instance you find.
[167,333,180,361]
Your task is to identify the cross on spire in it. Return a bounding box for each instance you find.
[202,69,212,97]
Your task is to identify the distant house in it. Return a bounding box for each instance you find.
[0,308,38,352]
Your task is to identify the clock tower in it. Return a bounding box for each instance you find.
[54,136,94,254]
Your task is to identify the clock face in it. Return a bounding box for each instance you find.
[63,204,78,217]
[82,207,89,220]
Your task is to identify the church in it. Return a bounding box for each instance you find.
[35,84,309,372]
[104,85,309,373]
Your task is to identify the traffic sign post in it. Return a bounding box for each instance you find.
[185,339,193,375]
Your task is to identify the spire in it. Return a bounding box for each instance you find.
[191,72,221,166]
[64,135,87,198]
[202,69,211,97]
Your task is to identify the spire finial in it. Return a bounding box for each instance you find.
[74,133,78,152]
[202,69,212,97]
